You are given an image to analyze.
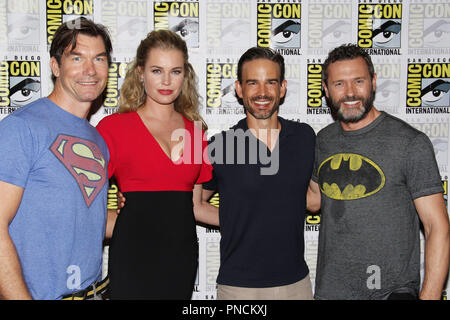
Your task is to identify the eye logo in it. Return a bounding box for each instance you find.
[117,18,147,48]
[424,20,450,48]
[406,63,450,112]
[50,135,107,207]
[421,79,450,107]
[171,18,199,41]
[5,60,41,111]
[357,4,402,49]
[307,3,352,52]
[322,21,351,49]
[8,15,40,45]
[205,62,238,109]
[257,3,301,50]
[271,20,301,47]
[221,19,250,47]
[375,79,399,104]
[46,0,94,46]
[154,2,200,48]
[10,78,40,107]
[221,82,237,104]
[318,153,385,200]
[372,20,401,48]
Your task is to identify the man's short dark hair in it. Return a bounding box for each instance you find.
[49,17,112,82]
[237,47,285,83]
[322,44,375,85]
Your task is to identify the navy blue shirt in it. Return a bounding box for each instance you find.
[203,117,315,287]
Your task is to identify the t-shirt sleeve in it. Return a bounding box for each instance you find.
[201,136,217,190]
[405,133,444,199]
[0,116,33,188]
[96,118,116,178]
[195,129,213,184]
[202,169,217,191]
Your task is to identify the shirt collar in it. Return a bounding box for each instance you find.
[233,116,294,138]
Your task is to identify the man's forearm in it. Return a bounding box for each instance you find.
[0,231,32,300]
[105,209,118,239]
[194,201,219,227]
[193,185,219,227]
[420,226,450,299]
[306,180,321,213]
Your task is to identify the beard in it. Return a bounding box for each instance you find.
[244,95,280,120]
[328,89,376,124]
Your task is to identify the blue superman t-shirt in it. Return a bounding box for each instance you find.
[0,98,109,299]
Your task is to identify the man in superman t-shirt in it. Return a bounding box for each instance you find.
[0,18,113,300]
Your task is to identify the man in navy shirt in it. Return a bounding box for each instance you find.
[198,47,317,299]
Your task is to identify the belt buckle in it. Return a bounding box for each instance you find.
[87,282,100,300]
[86,277,110,300]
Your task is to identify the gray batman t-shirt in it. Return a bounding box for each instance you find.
[312,112,443,300]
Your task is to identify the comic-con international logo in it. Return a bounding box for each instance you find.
[154,1,199,48]
[0,0,40,51]
[410,120,448,173]
[0,59,41,114]
[257,1,302,55]
[373,59,401,114]
[307,1,352,55]
[406,61,450,114]
[305,211,320,232]
[205,240,220,295]
[304,239,318,289]
[101,0,148,54]
[357,3,402,55]
[279,61,301,115]
[306,59,330,115]
[103,61,128,115]
[206,0,251,55]
[46,0,94,46]
[408,2,450,54]
[206,61,243,115]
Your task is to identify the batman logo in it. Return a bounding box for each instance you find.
[318,153,385,200]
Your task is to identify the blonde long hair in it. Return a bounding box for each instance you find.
[118,29,207,130]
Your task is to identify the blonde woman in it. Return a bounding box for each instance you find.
[96,30,218,299]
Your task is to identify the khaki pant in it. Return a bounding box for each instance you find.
[217,274,313,300]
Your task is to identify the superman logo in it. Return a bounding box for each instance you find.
[318,153,385,200]
[50,134,107,207]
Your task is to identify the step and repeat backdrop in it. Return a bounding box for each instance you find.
[0,0,448,299]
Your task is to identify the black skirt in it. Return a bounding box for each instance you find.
[108,191,198,300]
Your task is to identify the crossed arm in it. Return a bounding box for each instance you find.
[307,179,321,213]
[192,184,219,227]
[193,180,320,227]
[107,185,219,234]
[105,191,125,239]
